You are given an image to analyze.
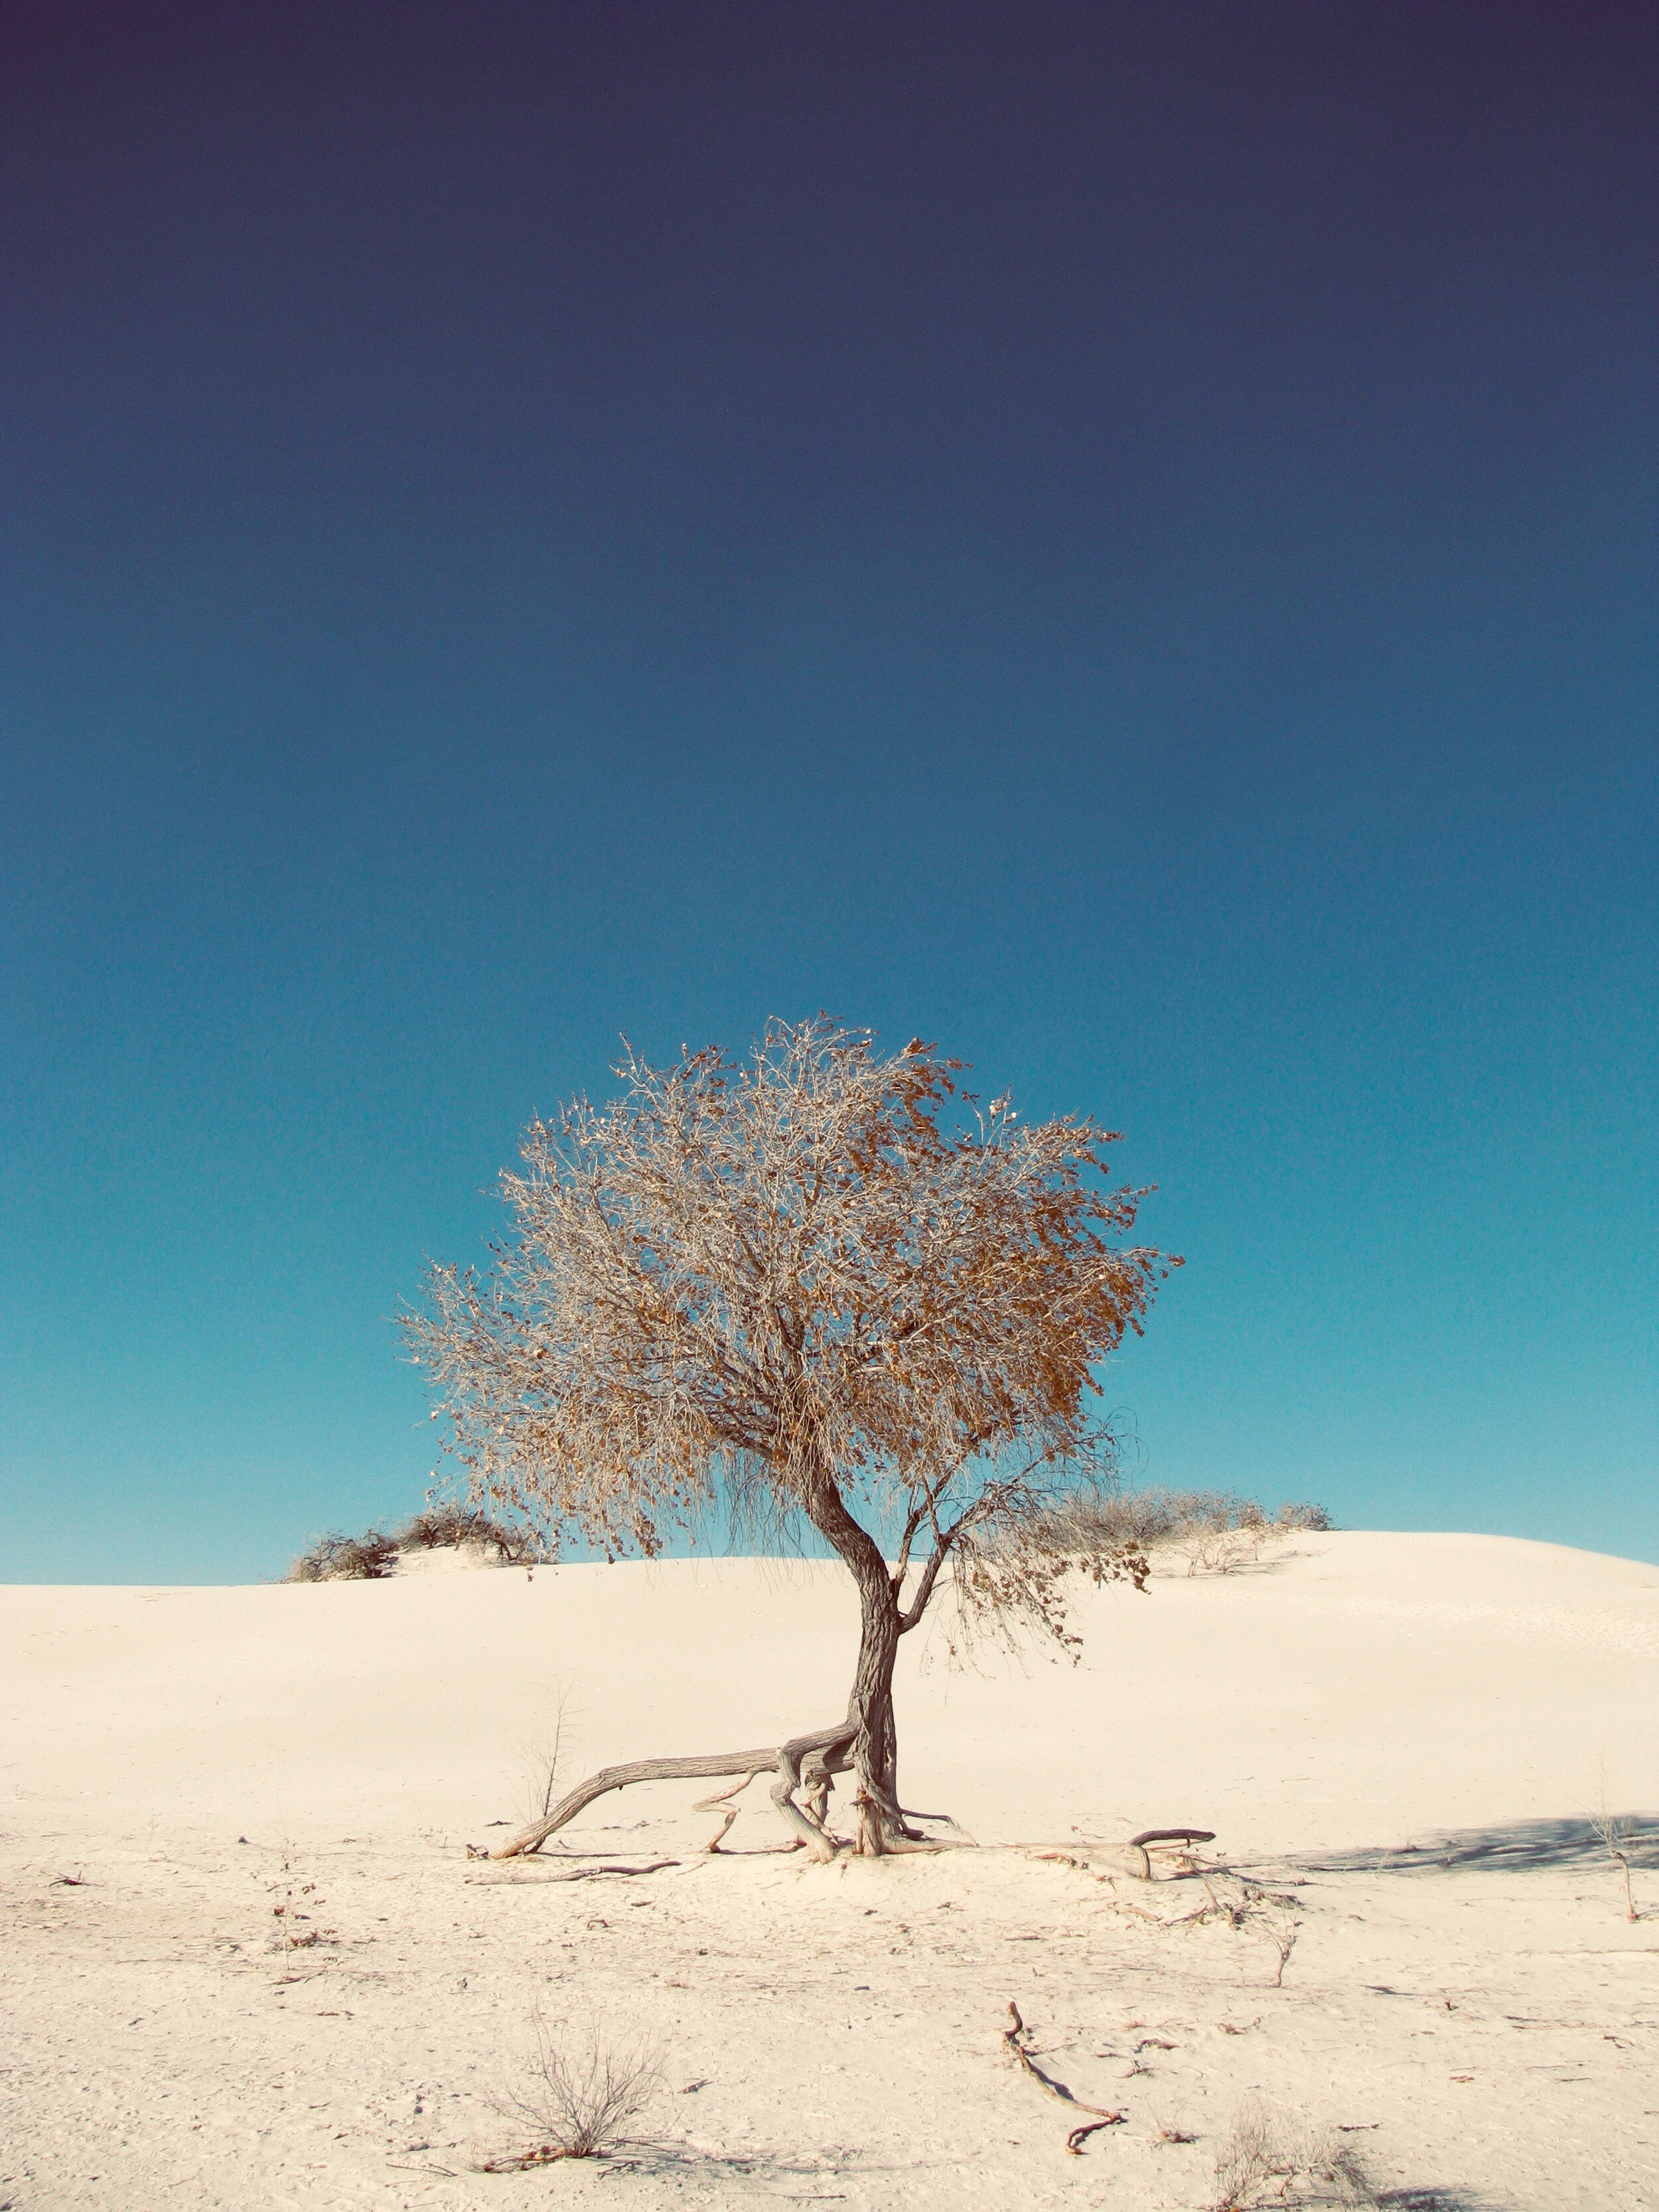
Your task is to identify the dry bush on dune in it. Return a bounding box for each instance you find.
[284,1503,540,1582]
[285,1527,401,1582]
[482,2020,659,2168]
[398,1501,543,1563]
[404,1017,1179,1860]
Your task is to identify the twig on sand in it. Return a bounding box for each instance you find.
[1001,2002,1125,2151]
[465,1859,678,1884]
[1065,2118,1119,2153]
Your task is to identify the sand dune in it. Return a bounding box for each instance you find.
[3,1532,1656,2208]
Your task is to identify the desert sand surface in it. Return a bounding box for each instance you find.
[3,1530,1656,2210]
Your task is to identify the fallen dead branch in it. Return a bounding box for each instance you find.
[464,1859,679,1884]
[1028,1826,1217,1884]
[492,1727,851,1860]
[1066,2118,1119,2154]
[1127,1825,1216,1878]
[1001,2002,1125,2150]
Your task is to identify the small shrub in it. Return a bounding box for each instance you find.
[486,2020,659,2166]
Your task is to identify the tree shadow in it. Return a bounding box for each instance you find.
[1378,2190,1509,2211]
[618,2148,1504,2208]
[1290,1814,1659,1878]
[600,2139,915,2191]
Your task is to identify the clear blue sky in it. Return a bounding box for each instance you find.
[2,3,1654,1580]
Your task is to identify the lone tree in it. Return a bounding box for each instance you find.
[403,1019,1177,1859]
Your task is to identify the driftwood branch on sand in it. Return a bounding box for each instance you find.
[1001,2001,1125,2152]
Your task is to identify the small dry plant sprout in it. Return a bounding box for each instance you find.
[265,1844,334,1972]
[1266,1907,1300,1987]
[1591,1812,1640,1923]
[524,1687,575,1829]
[1210,2100,1378,2210]
[483,2017,660,2169]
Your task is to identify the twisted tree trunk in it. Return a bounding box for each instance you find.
[798,1462,910,1849]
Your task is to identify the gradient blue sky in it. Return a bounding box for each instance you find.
[2,3,1654,1581]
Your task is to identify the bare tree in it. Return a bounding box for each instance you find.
[402,1019,1177,1858]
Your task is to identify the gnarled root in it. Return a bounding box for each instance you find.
[491,1723,857,1862]
[691,1770,765,1852]
[770,1733,844,1860]
[488,1721,968,1863]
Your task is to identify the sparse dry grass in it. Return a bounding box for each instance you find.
[1210,2099,1377,2208]
[1033,1489,1332,1578]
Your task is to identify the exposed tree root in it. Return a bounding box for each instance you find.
[489,1722,969,1862]
[691,1769,768,1853]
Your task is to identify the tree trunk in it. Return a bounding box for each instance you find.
[800,1451,907,1848]
[846,1544,902,1828]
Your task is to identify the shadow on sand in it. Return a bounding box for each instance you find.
[1291,1813,1657,1878]
[583,2140,930,2195]
[1376,2191,1509,2211]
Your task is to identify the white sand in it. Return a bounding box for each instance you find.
[3,1531,1656,2208]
